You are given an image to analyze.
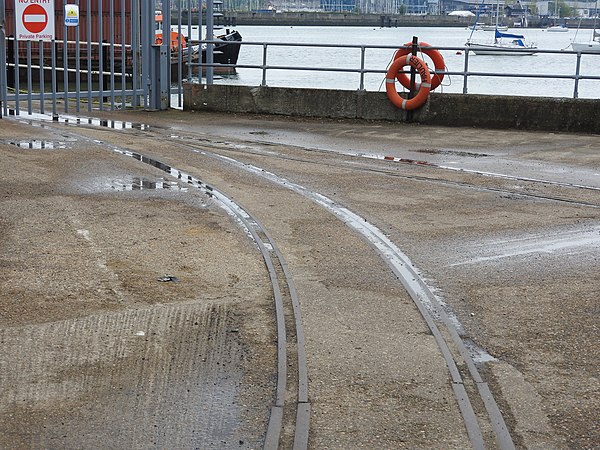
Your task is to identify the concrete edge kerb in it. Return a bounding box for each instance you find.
[183,83,600,134]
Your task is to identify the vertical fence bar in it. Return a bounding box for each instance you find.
[198,0,202,84]
[0,0,5,117]
[86,0,91,111]
[141,0,151,109]
[131,0,139,108]
[75,0,81,112]
[186,0,192,81]
[206,0,214,84]
[26,40,32,113]
[120,0,125,108]
[51,36,57,116]
[109,0,115,109]
[98,0,103,110]
[177,0,183,106]
[39,40,44,114]
[573,52,582,99]
[14,36,20,115]
[163,0,171,109]
[63,13,68,113]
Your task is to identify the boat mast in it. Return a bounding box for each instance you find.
[468,0,486,41]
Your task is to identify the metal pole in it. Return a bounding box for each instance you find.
[573,52,581,99]
[206,0,214,84]
[359,46,365,91]
[39,40,45,114]
[0,0,6,118]
[131,0,140,108]
[98,0,103,110]
[109,0,115,109]
[141,0,151,109]
[161,0,171,109]
[86,0,92,111]
[409,36,418,97]
[75,0,81,112]
[261,43,267,86]
[63,7,68,113]
[407,36,418,121]
[120,0,125,108]
[462,48,470,94]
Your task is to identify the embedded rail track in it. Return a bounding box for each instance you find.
[8,111,600,448]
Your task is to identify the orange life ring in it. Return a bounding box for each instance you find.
[385,54,431,111]
[393,41,445,91]
[155,35,163,45]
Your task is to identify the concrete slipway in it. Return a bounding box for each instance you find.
[0,109,598,449]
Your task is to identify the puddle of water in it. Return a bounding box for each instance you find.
[464,339,497,363]
[453,225,600,266]
[8,140,67,149]
[9,110,151,131]
[108,177,188,192]
[414,148,490,158]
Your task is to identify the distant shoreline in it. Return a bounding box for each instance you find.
[176,11,598,29]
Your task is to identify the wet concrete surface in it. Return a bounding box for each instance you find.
[1,110,599,449]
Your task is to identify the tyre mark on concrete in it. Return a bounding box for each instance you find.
[0,302,245,448]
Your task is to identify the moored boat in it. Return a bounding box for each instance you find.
[546,24,569,32]
[466,29,537,55]
[155,11,242,78]
[570,2,600,54]
[570,33,600,53]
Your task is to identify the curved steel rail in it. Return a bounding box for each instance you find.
[180,145,517,450]
[25,119,310,450]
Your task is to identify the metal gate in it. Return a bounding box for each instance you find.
[0,0,180,118]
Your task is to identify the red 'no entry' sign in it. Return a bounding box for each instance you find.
[22,4,48,34]
[16,0,55,41]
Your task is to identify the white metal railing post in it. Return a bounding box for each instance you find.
[573,52,582,99]
[359,46,366,91]
[462,46,470,94]
[261,43,268,86]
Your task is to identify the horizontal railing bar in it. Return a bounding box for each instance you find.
[6,37,132,49]
[6,88,145,101]
[199,62,599,82]
[196,39,600,56]
[7,63,131,77]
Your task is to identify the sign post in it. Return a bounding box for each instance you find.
[15,0,55,41]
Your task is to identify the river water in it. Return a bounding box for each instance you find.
[179,25,599,99]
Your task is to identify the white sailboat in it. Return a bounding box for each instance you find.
[466,29,537,55]
[571,0,600,53]
[466,0,537,56]
[571,29,600,52]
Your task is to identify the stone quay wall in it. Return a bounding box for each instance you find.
[183,83,600,134]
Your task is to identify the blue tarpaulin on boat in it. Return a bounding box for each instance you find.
[495,30,525,39]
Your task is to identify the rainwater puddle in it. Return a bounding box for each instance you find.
[9,110,151,131]
[453,225,600,266]
[414,148,490,158]
[108,176,188,192]
[8,140,68,150]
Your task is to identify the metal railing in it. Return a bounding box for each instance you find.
[192,40,600,99]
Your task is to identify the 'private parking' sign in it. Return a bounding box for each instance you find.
[16,0,56,41]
